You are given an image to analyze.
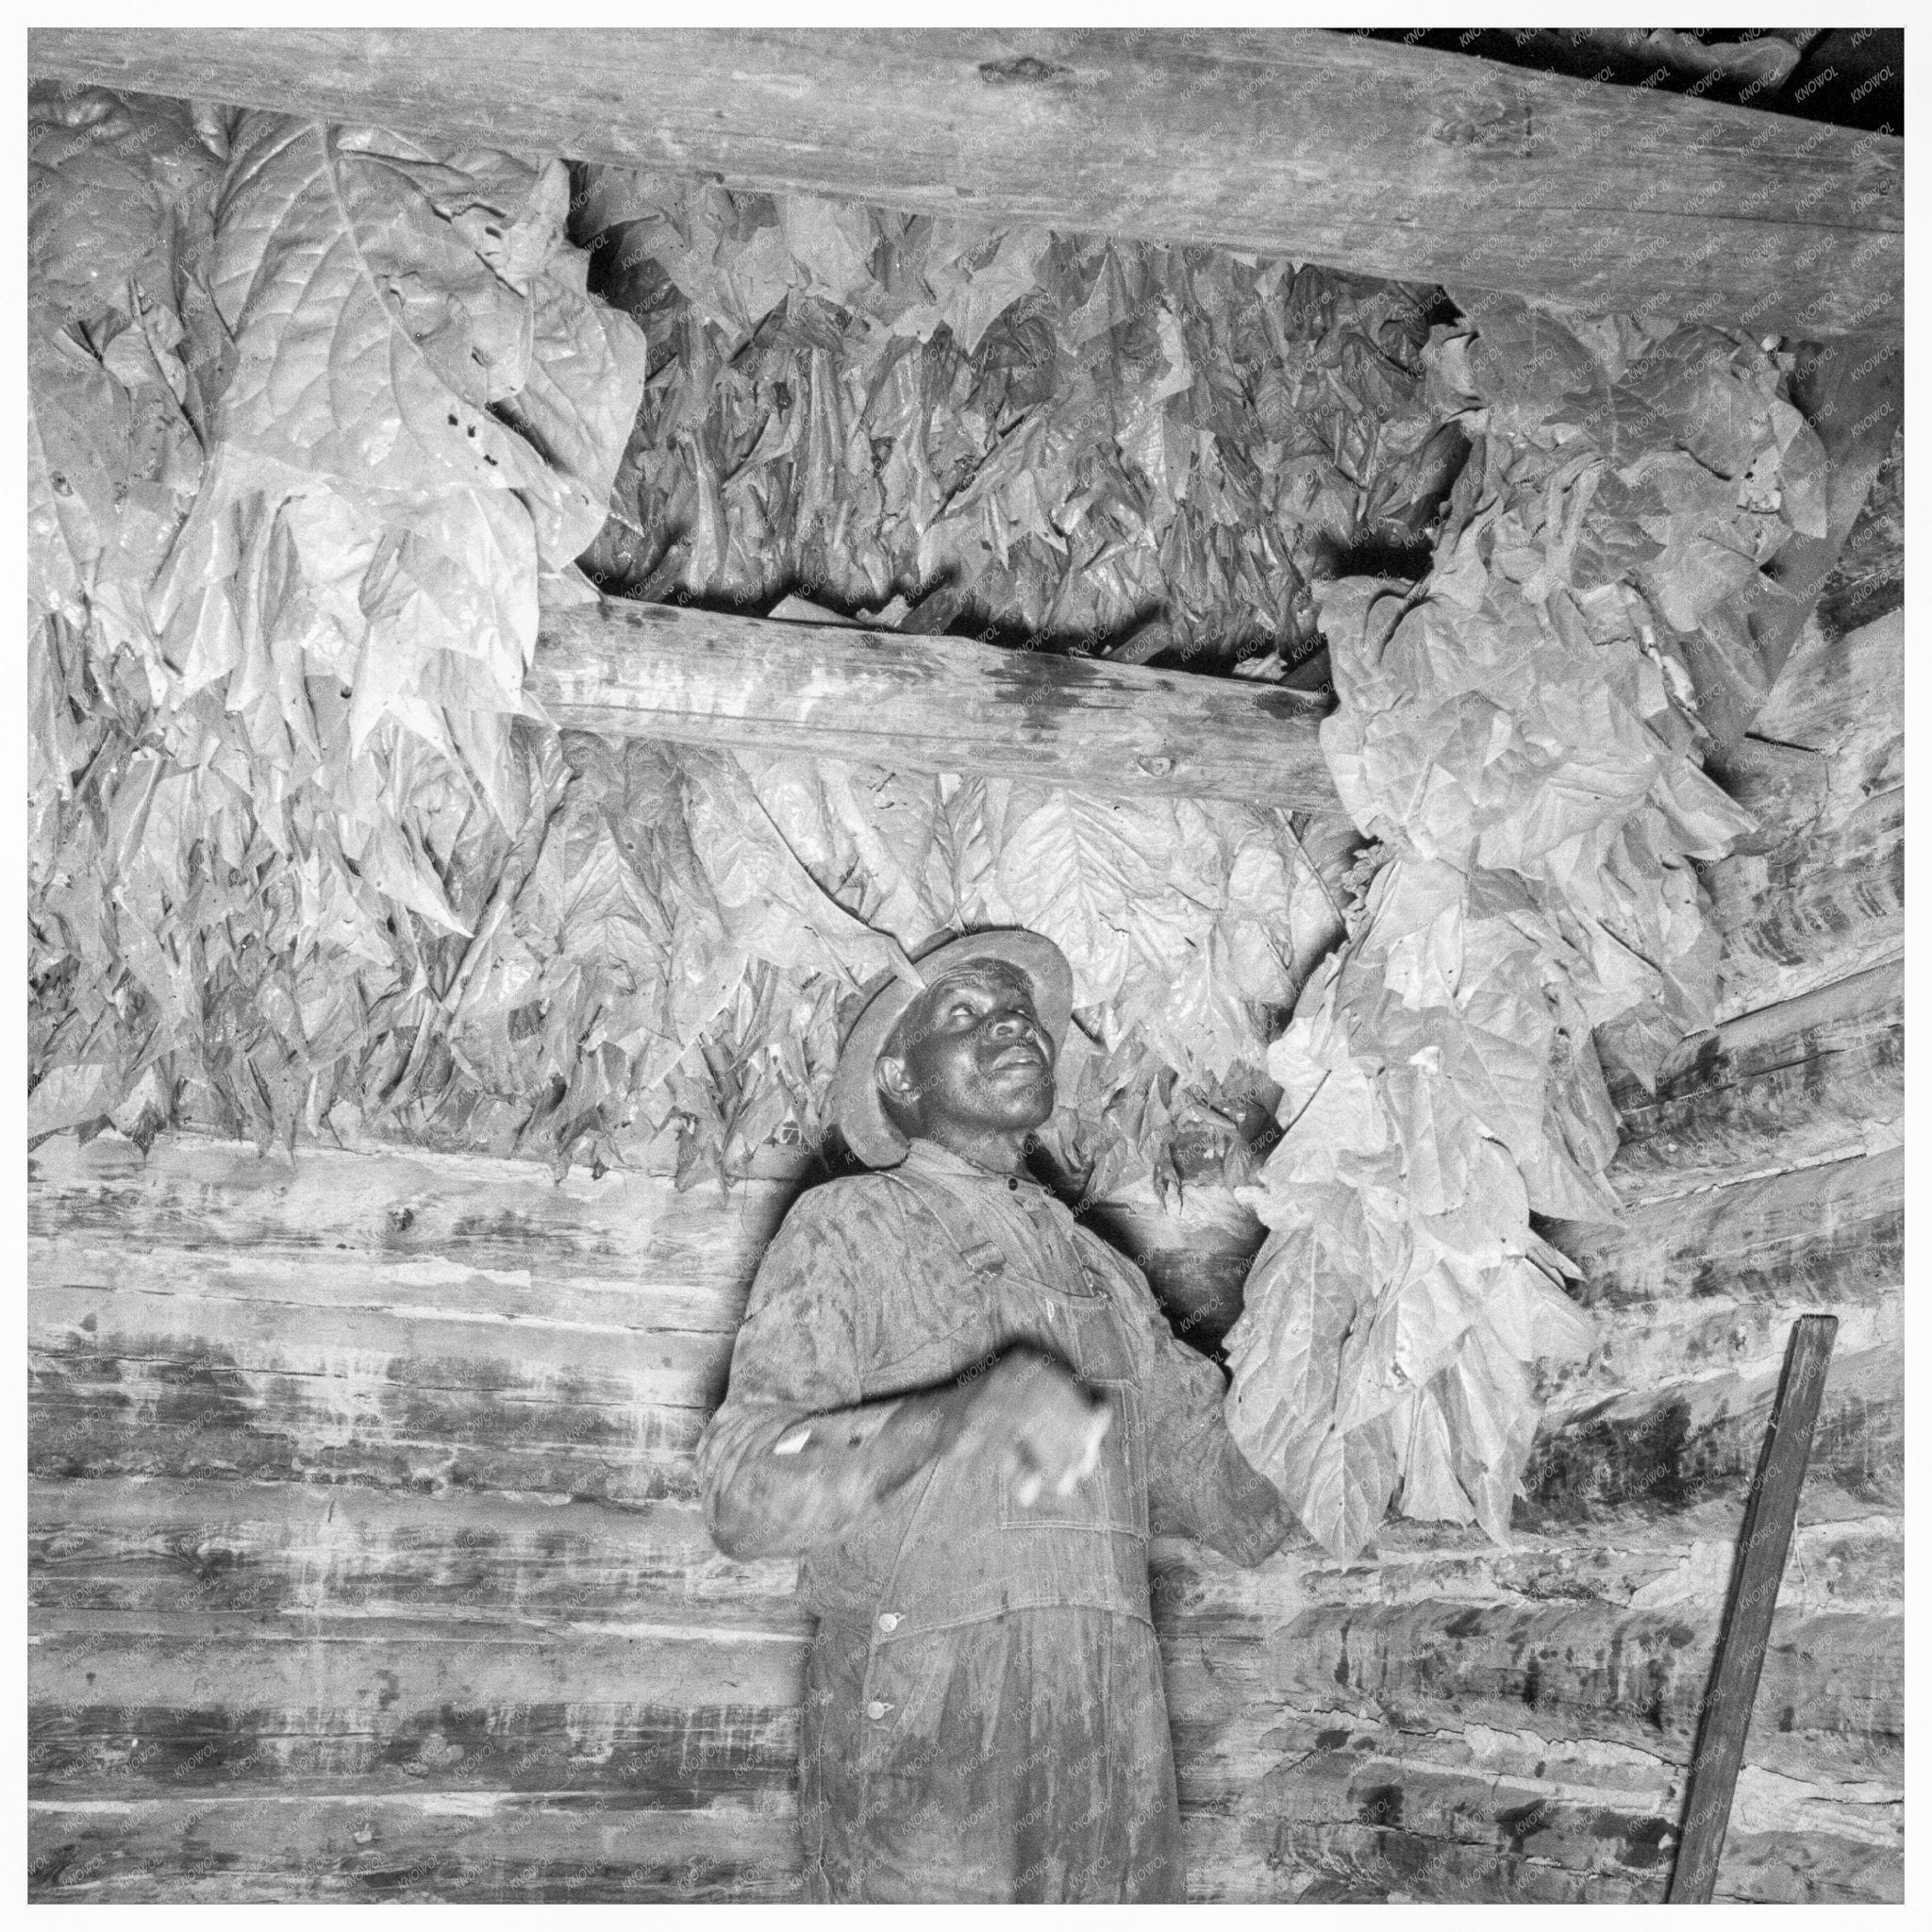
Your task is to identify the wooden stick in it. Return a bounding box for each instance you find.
[528,596,1341,811]
[26,27,1902,339]
[1666,1313,1839,1902]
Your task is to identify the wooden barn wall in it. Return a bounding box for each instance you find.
[28,602,1901,1903]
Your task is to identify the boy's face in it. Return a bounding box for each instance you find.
[874,959,1057,1147]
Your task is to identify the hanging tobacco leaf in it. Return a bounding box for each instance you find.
[1229,298,1814,1557]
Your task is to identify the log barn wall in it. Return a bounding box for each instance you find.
[1250,605,1905,1906]
[28,606,1903,1901]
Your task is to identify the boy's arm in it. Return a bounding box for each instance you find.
[696,1189,937,1559]
[698,1190,1106,1559]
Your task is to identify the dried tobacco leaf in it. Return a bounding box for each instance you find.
[1229,300,1808,1554]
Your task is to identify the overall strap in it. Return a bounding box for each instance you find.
[875,1163,1010,1278]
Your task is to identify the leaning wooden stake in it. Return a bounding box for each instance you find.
[1667,1313,1839,1903]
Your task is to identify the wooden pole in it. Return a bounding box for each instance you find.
[1666,1313,1839,1902]
[528,597,1341,811]
[26,27,1902,340]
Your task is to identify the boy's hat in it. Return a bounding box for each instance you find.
[830,927,1073,1168]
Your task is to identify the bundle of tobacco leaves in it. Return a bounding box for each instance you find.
[25,89,1828,1549]
[29,87,649,1156]
[27,92,1395,1195]
[570,169,1464,669]
[1225,293,1824,1556]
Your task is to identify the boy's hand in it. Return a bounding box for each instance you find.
[951,1344,1110,1505]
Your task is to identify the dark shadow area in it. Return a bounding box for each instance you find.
[1359,28,1903,133]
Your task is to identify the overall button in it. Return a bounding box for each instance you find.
[865,1700,892,1721]
[876,1612,901,1634]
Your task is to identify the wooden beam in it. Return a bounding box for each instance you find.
[1607,963,1903,1190]
[527,598,1339,809]
[1272,1593,1895,1786]
[1713,787,1903,1023]
[1668,1314,1839,1902]
[27,28,1902,340]
[1558,1145,1901,1309]
[28,1792,802,1903]
[1524,1340,1898,1525]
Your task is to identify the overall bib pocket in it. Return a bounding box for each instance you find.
[996,1371,1149,1539]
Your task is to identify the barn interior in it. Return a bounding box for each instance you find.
[25,28,1904,1905]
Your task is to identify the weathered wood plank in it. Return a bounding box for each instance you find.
[21,1477,1308,1647]
[1713,1840,1903,1906]
[1246,1818,1657,1905]
[1669,1315,1837,1902]
[31,1474,1901,1647]
[29,1131,1260,1344]
[34,1607,808,1800]
[1707,605,1902,1021]
[1270,1601,1899,1783]
[1174,1807,1299,1902]
[28,1362,708,1507]
[1608,964,1902,1189]
[30,1281,731,1402]
[27,1131,793,1303]
[527,598,1337,808]
[31,1617,806,1739]
[1216,1709,1899,1904]
[1559,1147,1901,1310]
[1524,1342,1901,1524]
[27,1480,800,1623]
[27,1791,801,1902]
[1712,785,1903,1021]
[1290,1504,1904,1624]
[28,1692,799,1801]
[26,28,1903,337]
[1552,1291,1893,1415]
[26,1304,732,1504]
[1248,1747,1677,1890]
[32,1238,752,1337]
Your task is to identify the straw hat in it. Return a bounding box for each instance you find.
[829,928,1074,1169]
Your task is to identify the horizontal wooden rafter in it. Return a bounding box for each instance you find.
[527,599,1340,809]
[27,27,1902,339]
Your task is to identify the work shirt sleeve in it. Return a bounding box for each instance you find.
[696,1182,951,1562]
[1079,1230,1298,1567]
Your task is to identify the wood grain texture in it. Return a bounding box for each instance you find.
[28,1100,1905,1902]
[26,1480,801,1622]
[1562,1146,1902,1310]
[1247,1745,1678,1894]
[1669,1315,1838,1901]
[25,27,1903,336]
[1607,964,1902,1191]
[1289,1500,1903,1623]
[1711,786,1903,1021]
[1271,1600,1899,1782]
[1524,1343,1900,1524]
[1709,607,1903,1023]
[30,1620,806,1796]
[527,598,1338,809]
[1216,1707,1899,1904]
[27,1130,795,1298]
[28,1791,802,1902]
